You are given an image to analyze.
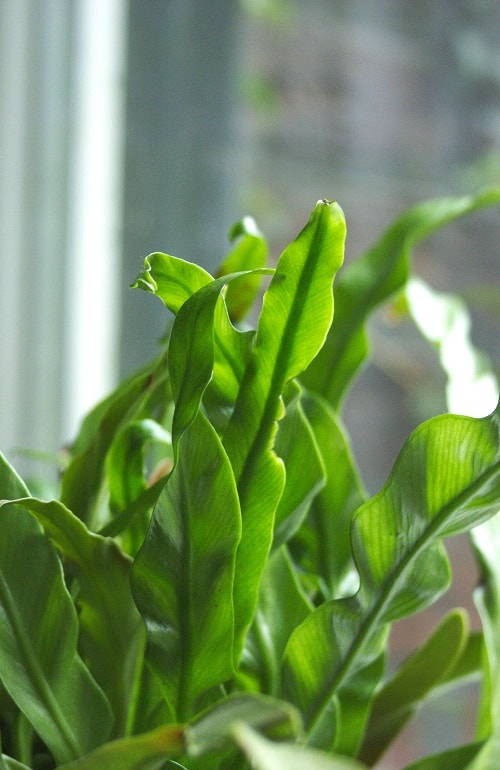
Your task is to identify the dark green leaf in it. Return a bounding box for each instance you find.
[0,503,112,763]
[11,497,144,739]
[292,392,365,598]
[402,741,485,770]
[359,609,470,765]
[241,547,312,696]
[57,723,185,770]
[61,363,167,527]
[131,413,241,720]
[272,384,326,550]
[468,512,500,768]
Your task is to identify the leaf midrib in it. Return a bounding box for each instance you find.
[0,567,82,761]
[305,458,500,740]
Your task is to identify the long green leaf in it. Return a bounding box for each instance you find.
[359,609,470,764]
[131,412,241,721]
[223,199,346,656]
[283,405,500,753]
[167,269,272,447]
[291,392,366,598]
[57,723,185,770]
[61,362,167,527]
[240,547,312,697]
[9,497,144,739]
[272,383,326,550]
[0,503,112,764]
[467,514,500,768]
[402,741,486,770]
[185,692,302,757]
[0,453,30,499]
[231,723,367,770]
[301,187,500,409]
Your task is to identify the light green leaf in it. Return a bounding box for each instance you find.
[131,412,241,721]
[231,723,367,770]
[406,277,498,417]
[223,199,346,657]
[283,406,500,753]
[215,216,268,322]
[0,503,112,764]
[301,187,500,409]
[0,453,30,499]
[359,609,470,765]
[185,692,302,757]
[9,497,144,739]
[131,252,212,313]
[168,269,272,446]
[57,723,185,770]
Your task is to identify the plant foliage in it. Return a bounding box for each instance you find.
[0,190,499,769]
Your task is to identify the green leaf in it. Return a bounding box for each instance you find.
[402,741,486,770]
[301,187,500,409]
[291,392,365,598]
[283,406,500,753]
[272,384,326,550]
[241,547,312,696]
[10,497,144,739]
[131,412,241,720]
[106,419,172,553]
[359,609,470,765]
[106,419,172,512]
[57,723,185,770]
[223,199,346,657]
[185,693,302,758]
[168,269,272,447]
[61,363,167,527]
[231,723,367,770]
[467,513,500,768]
[0,503,112,764]
[215,216,268,322]
[406,277,498,417]
[131,252,213,313]
[0,453,30,499]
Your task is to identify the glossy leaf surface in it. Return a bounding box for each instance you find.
[0,502,112,763]
[131,413,241,720]
[223,200,346,655]
[359,609,470,764]
[10,497,144,738]
[283,405,500,752]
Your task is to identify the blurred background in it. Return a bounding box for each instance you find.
[0,1,499,766]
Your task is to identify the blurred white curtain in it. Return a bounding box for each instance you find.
[0,0,128,469]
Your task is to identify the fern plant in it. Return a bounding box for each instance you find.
[0,188,499,770]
